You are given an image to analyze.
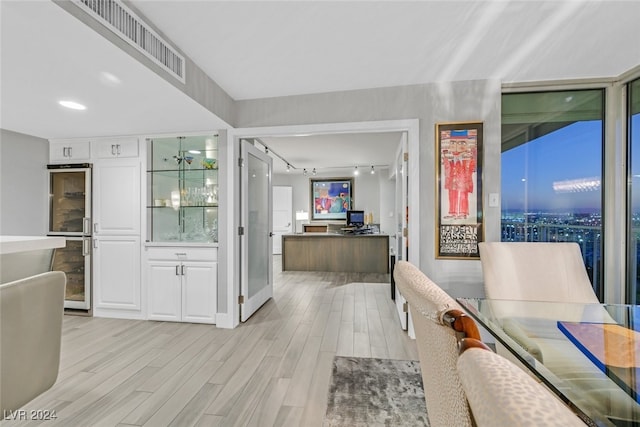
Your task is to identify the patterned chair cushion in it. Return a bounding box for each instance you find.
[457,347,585,427]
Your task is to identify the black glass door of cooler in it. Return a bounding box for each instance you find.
[51,237,91,310]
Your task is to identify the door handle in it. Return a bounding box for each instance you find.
[269,232,274,237]
[83,217,91,235]
[83,237,91,256]
[111,144,116,156]
[176,265,180,276]
[117,144,121,155]
[181,265,186,276]
[68,147,73,157]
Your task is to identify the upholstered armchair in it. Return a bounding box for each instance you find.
[394,261,480,427]
[1,271,66,413]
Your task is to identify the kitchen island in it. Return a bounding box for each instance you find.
[282,233,389,273]
[0,235,66,282]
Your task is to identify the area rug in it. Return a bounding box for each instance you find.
[324,356,429,426]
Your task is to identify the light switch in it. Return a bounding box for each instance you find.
[489,193,500,207]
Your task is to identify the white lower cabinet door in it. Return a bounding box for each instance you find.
[181,262,217,324]
[147,261,182,322]
[94,236,141,311]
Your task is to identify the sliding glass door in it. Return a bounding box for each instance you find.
[628,78,640,303]
[501,90,605,297]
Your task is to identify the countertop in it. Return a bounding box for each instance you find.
[0,236,66,254]
[284,232,388,237]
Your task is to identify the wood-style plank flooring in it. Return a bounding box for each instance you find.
[2,257,417,426]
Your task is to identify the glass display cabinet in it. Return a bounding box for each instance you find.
[146,135,219,243]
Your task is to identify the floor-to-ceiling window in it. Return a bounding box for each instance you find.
[501,90,605,297]
[628,78,640,302]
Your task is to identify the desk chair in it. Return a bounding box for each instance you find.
[394,261,480,427]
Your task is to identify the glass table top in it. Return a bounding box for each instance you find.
[457,298,640,427]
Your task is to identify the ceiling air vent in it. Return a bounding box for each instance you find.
[72,0,186,83]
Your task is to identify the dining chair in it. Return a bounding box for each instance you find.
[394,260,480,427]
[478,242,640,422]
[457,338,585,427]
[478,242,599,303]
[1,271,66,413]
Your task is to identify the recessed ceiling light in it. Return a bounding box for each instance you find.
[99,71,122,87]
[59,100,87,110]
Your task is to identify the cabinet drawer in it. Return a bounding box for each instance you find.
[96,137,139,158]
[145,246,217,262]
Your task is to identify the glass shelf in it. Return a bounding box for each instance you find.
[147,135,219,243]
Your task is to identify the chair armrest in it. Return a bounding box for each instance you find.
[442,309,482,341]
[459,337,491,354]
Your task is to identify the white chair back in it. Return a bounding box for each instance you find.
[394,261,474,427]
[478,242,599,303]
[1,271,66,413]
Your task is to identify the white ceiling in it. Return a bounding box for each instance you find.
[1,0,639,172]
[259,132,403,174]
[130,0,640,100]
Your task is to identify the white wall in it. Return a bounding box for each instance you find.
[0,129,49,235]
[237,80,501,298]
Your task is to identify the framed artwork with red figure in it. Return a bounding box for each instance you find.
[435,122,484,259]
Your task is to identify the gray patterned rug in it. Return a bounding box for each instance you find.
[324,356,429,426]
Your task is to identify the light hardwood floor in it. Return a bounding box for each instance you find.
[2,257,417,427]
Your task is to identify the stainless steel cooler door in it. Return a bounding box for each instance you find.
[49,168,91,236]
[51,237,91,309]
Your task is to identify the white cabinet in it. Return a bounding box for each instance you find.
[96,137,139,159]
[93,158,141,235]
[147,261,181,321]
[146,247,217,324]
[93,236,141,312]
[91,144,142,319]
[182,262,217,323]
[49,140,91,163]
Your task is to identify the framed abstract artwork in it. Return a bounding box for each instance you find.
[310,177,353,221]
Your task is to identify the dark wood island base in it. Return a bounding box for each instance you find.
[282,233,389,273]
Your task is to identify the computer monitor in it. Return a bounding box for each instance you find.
[346,210,365,227]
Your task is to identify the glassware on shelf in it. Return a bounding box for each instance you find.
[184,156,193,169]
[202,158,217,169]
[147,134,220,243]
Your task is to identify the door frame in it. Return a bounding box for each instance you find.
[218,119,420,329]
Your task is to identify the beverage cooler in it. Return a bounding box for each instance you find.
[48,164,92,310]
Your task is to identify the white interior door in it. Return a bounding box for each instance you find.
[272,186,293,255]
[240,140,273,322]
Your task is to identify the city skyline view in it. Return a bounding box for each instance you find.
[501,120,603,214]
